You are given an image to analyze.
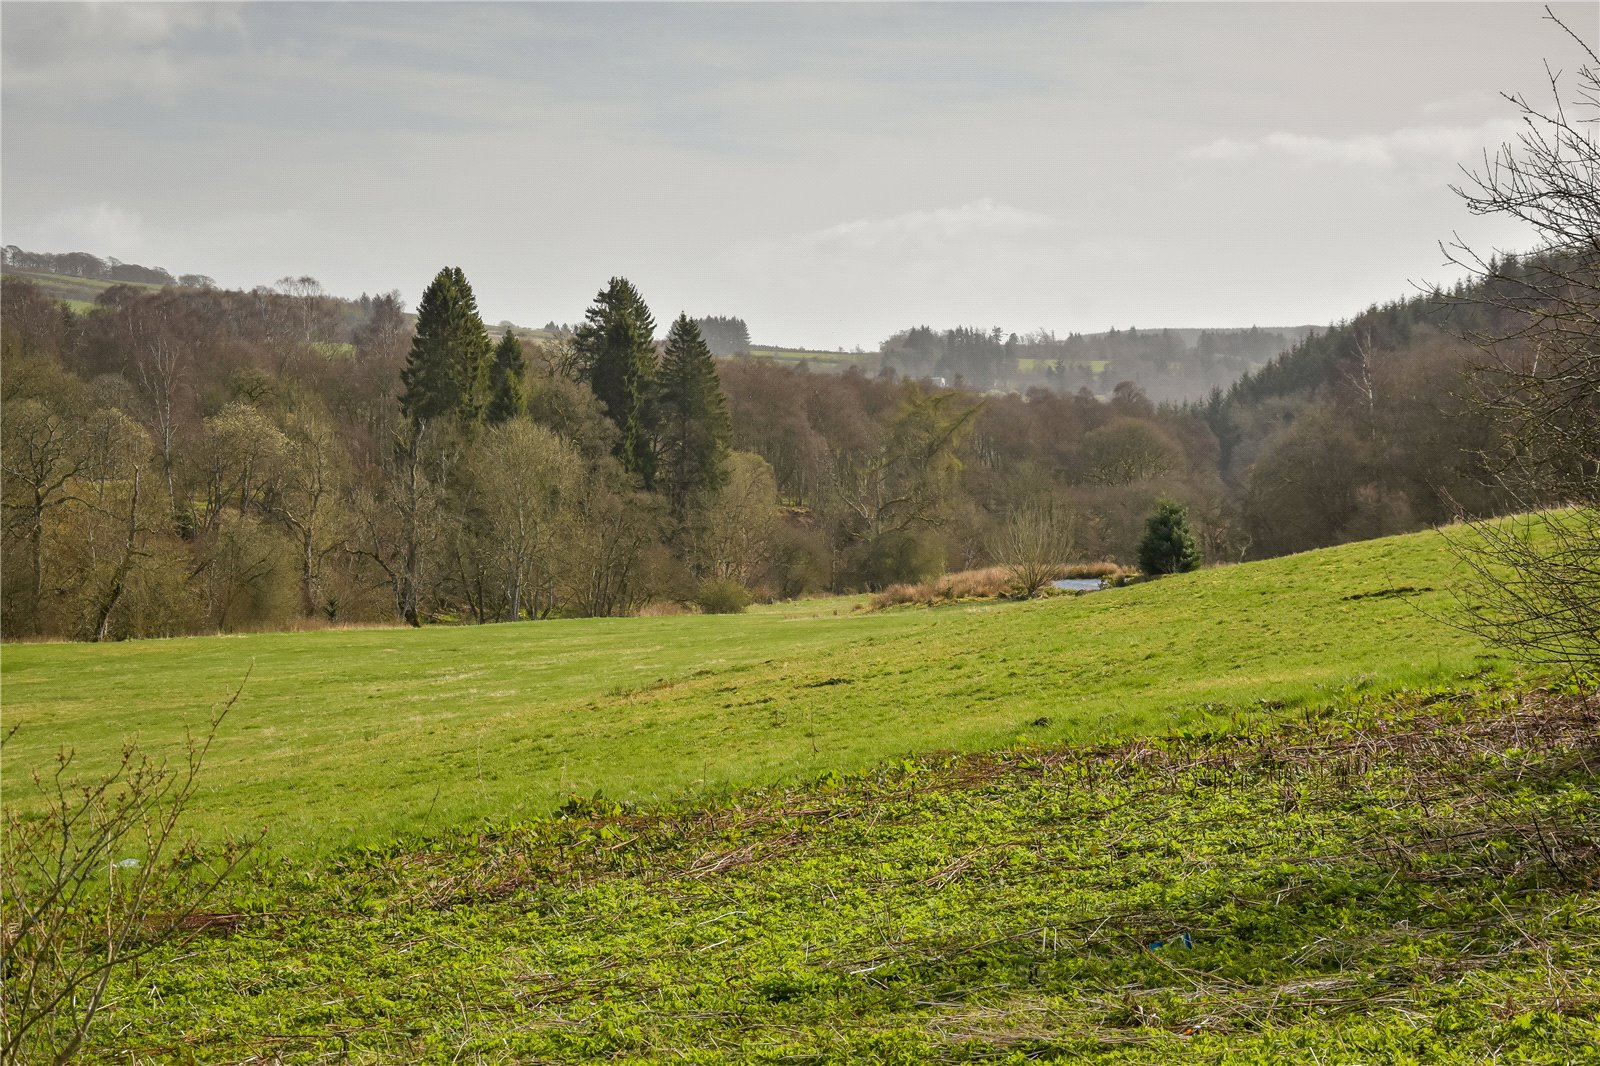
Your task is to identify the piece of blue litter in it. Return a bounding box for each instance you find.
[1148,933,1194,951]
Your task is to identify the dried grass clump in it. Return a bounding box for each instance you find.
[935,565,1015,600]
[1059,561,1124,580]
[870,562,1132,609]
[870,566,1015,609]
[869,582,935,610]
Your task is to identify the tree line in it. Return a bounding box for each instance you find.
[4,268,764,638]
[877,322,1309,400]
[2,244,214,290]
[0,247,1570,640]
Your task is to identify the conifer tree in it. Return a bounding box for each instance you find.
[486,331,526,425]
[1137,501,1202,576]
[657,314,731,518]
[399,267,492,428]
[572,277,659,486]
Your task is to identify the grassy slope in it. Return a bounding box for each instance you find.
[85,686,1600,1063]
[1,269,164,306]
[3,527,1503,857]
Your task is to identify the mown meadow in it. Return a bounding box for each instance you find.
[4,525,1504,858]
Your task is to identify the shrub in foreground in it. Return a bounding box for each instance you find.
[1,687,256,1063]
[696,578,753,614]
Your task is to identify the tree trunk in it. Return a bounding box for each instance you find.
[92,470,140,643]
[300,528,316,618]
[28,490,45,632]
[400,427,423,627]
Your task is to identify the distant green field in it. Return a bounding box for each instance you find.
[747,346,867,367]
[2,268,164,307]
[2,527,1506,858]
[1016,357,1111,374]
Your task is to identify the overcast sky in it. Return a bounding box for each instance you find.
[4,2,1596,349]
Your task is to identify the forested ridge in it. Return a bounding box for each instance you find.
[0,260,1543,640]
[877,321,1312,399]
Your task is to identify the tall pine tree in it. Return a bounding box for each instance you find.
[657,314,731,518]
[399,267,492,428]
[573,277,659,486]
[486,331,526,425]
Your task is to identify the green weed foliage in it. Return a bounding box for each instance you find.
[72,683,1599,1063]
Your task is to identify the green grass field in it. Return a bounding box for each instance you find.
[3,526,1505,858]
[1016,358,1111,374]
[8,524,1596,1064]
[746,346,869,368]
[64,685,1600,1062]
[2,268,166,307]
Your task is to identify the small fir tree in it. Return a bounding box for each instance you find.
[657,314,731,518]
[486,331,526,425]
[1137,501,1202,576]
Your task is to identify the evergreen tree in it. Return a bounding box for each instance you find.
[399,267,492,427]
[657,314,731,518]
[572,277,659,486]
[692,315,752,357]
[1137,501,1202,576]
[486,331,526,425]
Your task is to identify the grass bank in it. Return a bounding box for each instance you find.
[3,526,1503,856]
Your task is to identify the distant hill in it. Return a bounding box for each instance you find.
[2,245,213,287]
[0,269,164,313]
[4,244,1313,401]
[873,322,1319,401]
[1,245,217,313]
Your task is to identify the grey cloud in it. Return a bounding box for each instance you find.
[2,4,244,103]
[1188,120,1527,168]
[5,2,1595,349]
[799,200,1059,255]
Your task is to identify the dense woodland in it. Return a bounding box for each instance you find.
[0,257,1547,640]
[878,322,1310,399]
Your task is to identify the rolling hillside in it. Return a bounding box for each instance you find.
[0,268,165,311]
[7,520,1595,1064]
[3,523,1508,857]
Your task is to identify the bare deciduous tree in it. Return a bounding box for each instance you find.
[120,297,193,512]
[695,451,782,588]
[471,421,583,621]
[1,398,86,629]
[1441,10,1600,677]
[270,408,349,618]
[993,501,1081,598]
